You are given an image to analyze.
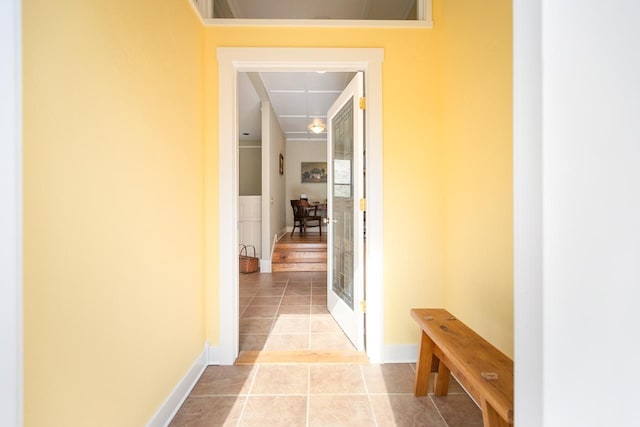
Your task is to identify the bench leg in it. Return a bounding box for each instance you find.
[481,398,511,427]
[414,331,435,396]
[434,359,451,396]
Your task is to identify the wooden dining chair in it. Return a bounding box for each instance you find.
[290,200,322,236]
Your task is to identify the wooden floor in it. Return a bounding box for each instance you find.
[235,350,368,365]
[271,232,327,272]
[277,232,327,244]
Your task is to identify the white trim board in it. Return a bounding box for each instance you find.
[146,348,207,427]
[204,18,433,29]
[207,344,221,365]
[259,258,272,273]
[383,344,419,364]
[216,47,385,365]
[513,0,542,425]
[0,0,22,425]
[200,0,433,28]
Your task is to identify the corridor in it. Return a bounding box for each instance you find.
[168,272,483,426]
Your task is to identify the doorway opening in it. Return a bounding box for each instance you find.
[237,69,365,359]
[216,47,384,365]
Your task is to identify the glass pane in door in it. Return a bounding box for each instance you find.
[331,97,355,309]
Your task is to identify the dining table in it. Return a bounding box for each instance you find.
[309,201,327,218]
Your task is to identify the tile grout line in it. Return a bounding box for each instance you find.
[270,277,288,336]
[240,277,288,351]
[239,291,255,318]
[234,364,260,427]
[306,364,311,427]
[409,363,450,426]
[428,393,451,427]
[307,280,313,351]
[359,364,380,427]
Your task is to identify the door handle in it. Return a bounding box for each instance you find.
[323,217,337,224]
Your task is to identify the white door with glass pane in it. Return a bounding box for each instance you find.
[326,72,365,351]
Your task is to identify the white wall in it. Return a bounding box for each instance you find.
[261,101,286,258]
[285,140,328,226]
[515,1,640,426]
[0,0,22,425]
[543,2,640,425]
[239,141,261,196]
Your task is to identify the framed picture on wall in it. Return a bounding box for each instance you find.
[301,162,327,183]
[279,153,284,175]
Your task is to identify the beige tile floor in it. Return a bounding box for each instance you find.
[238,271,356,353]
[169,272,483,426]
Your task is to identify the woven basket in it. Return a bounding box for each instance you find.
[239,244,259,274]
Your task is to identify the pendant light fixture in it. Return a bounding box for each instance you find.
[308,120,326,134]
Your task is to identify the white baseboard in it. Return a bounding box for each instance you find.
[146,347,207,427]
[286,226,323,234]
[383,344,418,363]
[260,258,272,272]
[207,344,221,365]
[277,228,288,240]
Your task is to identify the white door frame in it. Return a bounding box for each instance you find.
[326,72,366,351]
[513,0,542,423]
[1,0,23,424]
[217,47,385,365]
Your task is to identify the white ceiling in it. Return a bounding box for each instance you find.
[215,0,416,20]
[239,71,355,143]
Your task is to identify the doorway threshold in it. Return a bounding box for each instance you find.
[235,350,369,365]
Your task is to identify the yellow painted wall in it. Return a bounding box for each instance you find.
[202,26,447,346]
[22,1,204,425]
[203,3,513,352]
[439,0,514,356]
[22,1,513,421]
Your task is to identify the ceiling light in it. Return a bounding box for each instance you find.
[309,121,326,134]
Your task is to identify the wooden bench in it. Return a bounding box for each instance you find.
[411,308,514,427]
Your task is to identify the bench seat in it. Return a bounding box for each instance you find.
[411,308,514,427]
